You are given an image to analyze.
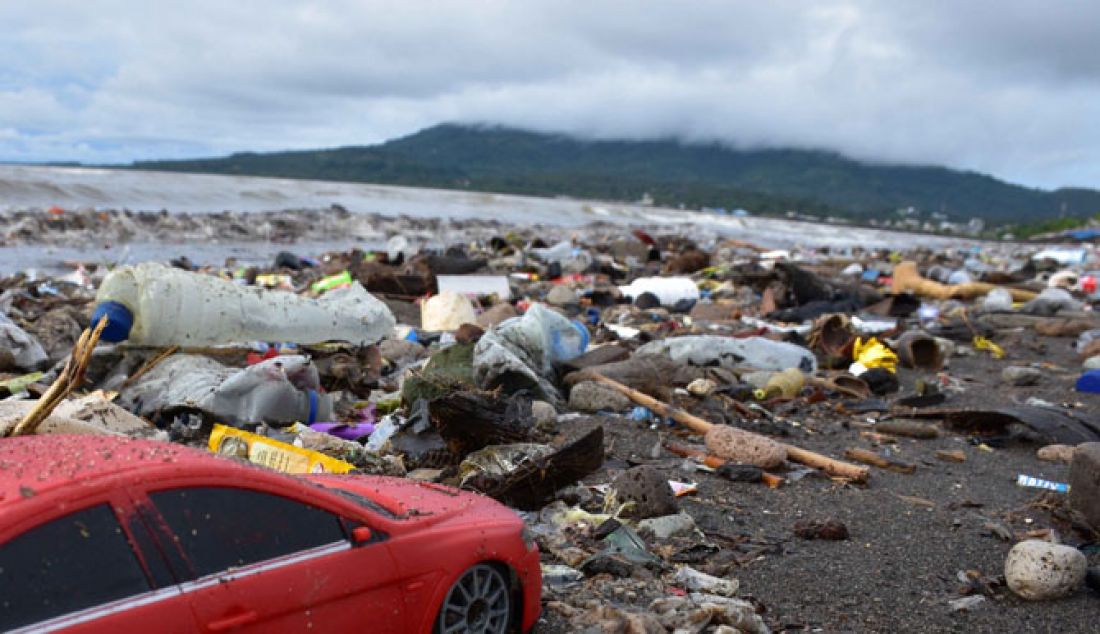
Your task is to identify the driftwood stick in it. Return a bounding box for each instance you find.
[9,317,108,437]
[843,447,917,474]
[590,372,870,482]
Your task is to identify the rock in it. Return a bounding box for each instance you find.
[686,378,717,397]
[634,291,661,309]
[568,381,631,412]
[453,323,485,343]
[1069,443,1100,530]
[1036,443,1076,464]
[1004,540,1087,600]
[704,425,787,469]
[673,565,739,597]
[949,595,986,612]
[793,518,850,541]
[610,466,678,519]
[378,339,428,367]
[546,285,579,306]
[531,400,557,427]
[637,513,697,540]
[715,463,764,482]
[475,302,518,329]
[1084,355,1100,370]
[1002,365,1042,386]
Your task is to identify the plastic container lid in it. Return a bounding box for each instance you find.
[91,301,134,343]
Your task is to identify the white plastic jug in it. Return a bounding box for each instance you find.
[618,277,700,307]
[92,262,395,346]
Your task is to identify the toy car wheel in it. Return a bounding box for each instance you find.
[436,563,512,634]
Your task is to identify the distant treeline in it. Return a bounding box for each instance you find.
[129,124,1100,228]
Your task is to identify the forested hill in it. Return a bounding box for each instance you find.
[130,124,1100,224]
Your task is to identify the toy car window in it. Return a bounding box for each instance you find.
[0,504,151,631]
[149,487,346,578]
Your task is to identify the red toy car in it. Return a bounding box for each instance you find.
[0,435,541,633]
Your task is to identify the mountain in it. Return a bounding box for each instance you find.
[130,124,1100,226]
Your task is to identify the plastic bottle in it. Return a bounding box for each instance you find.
[499,303,589,364]
[530,241,593,273]
[119,354,333,426]
[472,303,589,404]
[754,368,805,400]
[618,277,700,307]
[637,335,817,373]
[92,262,395,346]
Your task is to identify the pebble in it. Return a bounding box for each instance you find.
[568,381,631,412]
[1001,365,1042,386]
[530,400,557,427]
[793,518,850,541]
[1004,540,1087,600]
[1036,443,1075,464]
[545,285,579,306]
[637,513,697,540]
[610,466,679,519]
[949,595,986,612]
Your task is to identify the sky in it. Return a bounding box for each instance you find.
[1,1,1097,190]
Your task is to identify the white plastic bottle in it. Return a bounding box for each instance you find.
[92,262,395,346]
[618,277,700,306]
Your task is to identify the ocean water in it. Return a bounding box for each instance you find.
[0,164,988,273]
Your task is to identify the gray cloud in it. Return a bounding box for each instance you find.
[0,1,1097,189]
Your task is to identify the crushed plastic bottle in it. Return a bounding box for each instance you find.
[473,303,590,403]
[119,354,333,426]
[637,335,817,372]
[92,262,395,346]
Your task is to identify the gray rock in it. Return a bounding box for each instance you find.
[1004,540,1087,600]
[546,285,579,306]
[1069,442,1100,530]
[531,400,557,427]
[610,466,678,519]
[568,381,631,412]
[1002,365,1042,386]
[637,513,698,540]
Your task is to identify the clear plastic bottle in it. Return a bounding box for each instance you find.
[92,262,395,346]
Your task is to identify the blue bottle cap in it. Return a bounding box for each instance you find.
[91,301,134,343]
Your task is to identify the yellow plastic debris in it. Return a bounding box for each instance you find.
[208,423,356,474]
[853,337,898,373]
[973,336,1005,359]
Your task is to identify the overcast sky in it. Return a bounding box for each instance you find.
[2,1,1097,189]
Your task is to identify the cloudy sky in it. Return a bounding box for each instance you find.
[2,1,1097,189]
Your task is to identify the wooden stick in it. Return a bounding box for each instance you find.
[9,317,108,437]
[590,372,870,482]
[664,441,784,488]
[843,447,916,474]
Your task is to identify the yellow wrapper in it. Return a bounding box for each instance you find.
[208,423,356,474]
